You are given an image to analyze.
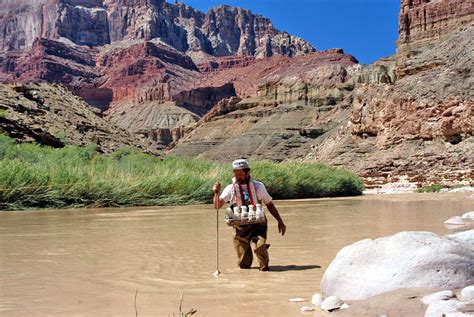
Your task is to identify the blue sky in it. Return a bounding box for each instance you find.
[172,0,400,64]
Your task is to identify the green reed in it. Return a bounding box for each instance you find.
[0,134,363,210]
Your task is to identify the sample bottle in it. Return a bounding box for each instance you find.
[233,206,241,220]
[241,206,248,220]
[256,204,264,220]
[248,205,255,221]
[226,207,233,219]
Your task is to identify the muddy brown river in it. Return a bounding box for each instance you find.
[0,193,473,316]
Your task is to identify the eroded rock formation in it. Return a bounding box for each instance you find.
[0,0,316,147]
[0,0,315,59]
[0,0,472,186]
[170,0,473,186]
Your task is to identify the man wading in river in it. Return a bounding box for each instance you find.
[212,159,286,271]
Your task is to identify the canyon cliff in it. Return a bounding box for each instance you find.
[0,0,315,148]
[0,0,472,186]
[170,0,473,185]
[0,0,314,59]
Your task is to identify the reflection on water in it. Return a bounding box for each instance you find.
[0,193,472,316]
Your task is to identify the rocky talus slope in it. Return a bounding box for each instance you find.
[0,82,155,154]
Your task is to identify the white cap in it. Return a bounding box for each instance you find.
[232,159,249,170]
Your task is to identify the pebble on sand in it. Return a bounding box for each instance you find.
[321,296,344,311]
[421,290,455,305]
[288,298,306,303]
[311,293,323,306]
[300,305,316,312]
[444,216,465,225]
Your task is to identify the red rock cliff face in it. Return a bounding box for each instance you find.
[96,41,199,104]
[197,50,357,98]
[398,0,473,48]
[0,0,315,145]
[3,38,99,85]
[201,5,314,58]
[0,0,111,51]
[362,0,474,146]
[341,0,473,184]
[171,0,473,186]
[396,0,473,78]
[0,0,315,60]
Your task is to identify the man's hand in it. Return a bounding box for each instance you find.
[266,201,286,236]
[278,221,286,236]
[212,182,221,194]
[213,182,225,210]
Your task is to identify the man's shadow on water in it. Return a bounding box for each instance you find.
[251,265,322,272]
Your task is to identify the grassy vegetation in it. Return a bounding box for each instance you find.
[0,134,364,210]
[0,109,8,118]
[49,128,69,144]
[416,184,445,193]
[416,183,465,193]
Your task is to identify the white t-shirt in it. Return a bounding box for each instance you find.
[220,181,273,205]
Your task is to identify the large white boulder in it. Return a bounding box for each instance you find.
[321,231,474,300]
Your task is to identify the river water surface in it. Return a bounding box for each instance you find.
[1,193,473,316]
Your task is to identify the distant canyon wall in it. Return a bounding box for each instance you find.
[171,0,473,185]
[0,0,472,186]
[0,0,315,59]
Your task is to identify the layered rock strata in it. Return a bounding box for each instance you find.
[0,0,472,186]
[0,1,315,147]
[171,0,473,185]
[0,0,315,59]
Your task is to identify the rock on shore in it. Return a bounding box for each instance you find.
[320,230,474,301]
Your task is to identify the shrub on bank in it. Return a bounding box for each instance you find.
[415,183,465,193]
[416,184,445,193]
[0,109,8,118]
[0,134,364,210]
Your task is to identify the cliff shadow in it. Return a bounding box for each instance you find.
[74,87,113,112]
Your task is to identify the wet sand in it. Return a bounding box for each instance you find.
[0,193,473,316]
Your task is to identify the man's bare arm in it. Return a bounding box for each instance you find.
[266,201,286,236]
